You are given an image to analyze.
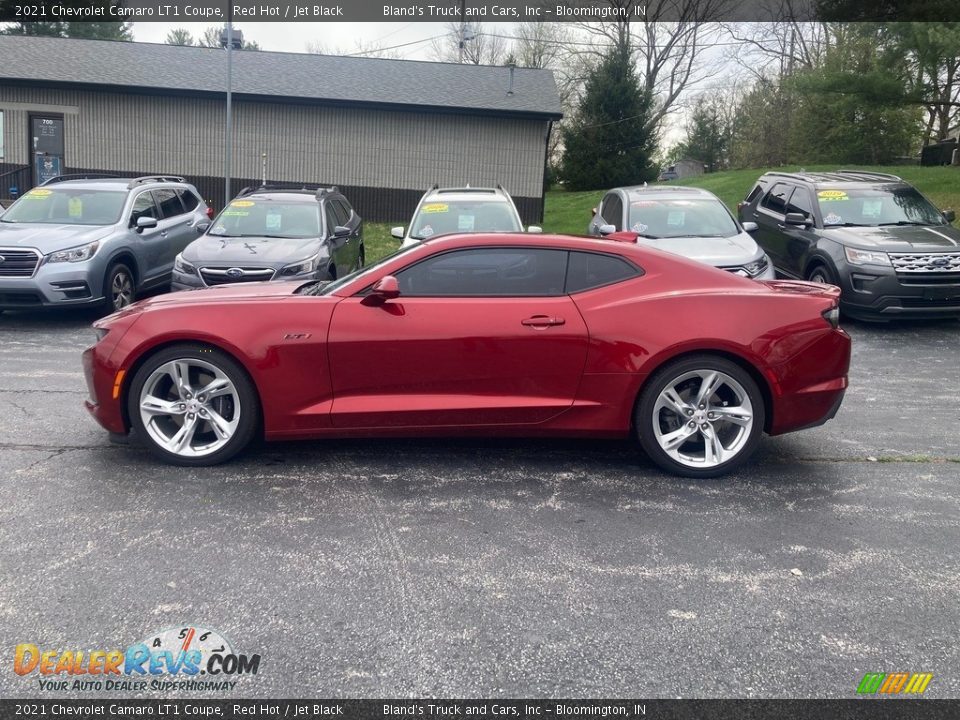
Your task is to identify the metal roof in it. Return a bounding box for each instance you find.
[0,35,562,120]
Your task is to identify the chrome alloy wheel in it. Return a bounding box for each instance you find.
[138,358,241,458]
[652,369,754,469]
[111,270,134,310]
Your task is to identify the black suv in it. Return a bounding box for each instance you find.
[172,185,363,290]
[738,170,959,320]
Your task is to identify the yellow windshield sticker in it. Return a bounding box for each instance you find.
[421,203,449,214]
[26,188,52,198]
[818,190,848,201]
[68,197,83,218]
[231,200,255,208]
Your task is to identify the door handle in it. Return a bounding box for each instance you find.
[521,315,565,328]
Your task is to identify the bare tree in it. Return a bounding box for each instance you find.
[721,20,829,81]
[430,22,509,65]
[562,0,736,133]
[305,38,403,59]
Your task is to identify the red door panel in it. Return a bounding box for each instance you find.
[327,296,588,428]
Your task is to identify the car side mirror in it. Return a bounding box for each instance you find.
[391,226,405,239]
[196,221,211,233]
[598,224,616,236]
[784,212,808,227]
[943,209,956,223]
[362,275,401,306]
[527,225,542,234]
[333,225,351,239]
[135,216,158,232]
[742,221,758,232]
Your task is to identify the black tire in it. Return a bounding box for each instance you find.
[357,243,365,269]
[103,262,136,314]
[806,262,838,286]
[127,344,260,466]
[635,354,765,479]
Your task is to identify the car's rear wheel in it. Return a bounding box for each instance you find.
[104,262,136,313]
[127,344,260,466]
[806,262,837,286]
[636,355,765,478]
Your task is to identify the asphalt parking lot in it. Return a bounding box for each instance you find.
[0,310,957,699]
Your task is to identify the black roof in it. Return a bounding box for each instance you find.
[0,35,562,120]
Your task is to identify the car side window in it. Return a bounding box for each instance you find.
[601,194,624,230]
[566,251,641,293]
[129,192,159,226]
[177,189,200,213]
[744,184,765,205]
[324,204,339,236]
[760,183,792,217]
[395,248,568,297]
[154,188,185,219]
[334,198,352,225]
[786,187,814,220]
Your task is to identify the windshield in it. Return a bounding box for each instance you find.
[627,198,739,239]
[0,187,125,226]
[409,200,521,240]
[817,185,946,227]
[307,245,420,296]
[209,199,321,239]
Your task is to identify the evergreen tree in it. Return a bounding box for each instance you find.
[559,47,657,191]
[165,28,195,46]
[674,98,729,173]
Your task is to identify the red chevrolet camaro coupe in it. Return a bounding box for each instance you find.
[83,233,850,478]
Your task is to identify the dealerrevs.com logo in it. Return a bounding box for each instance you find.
[856,672,934,696]
[13,626,261,692]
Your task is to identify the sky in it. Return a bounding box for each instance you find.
[131,22,469,58]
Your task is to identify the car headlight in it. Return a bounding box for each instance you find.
[742,255,770,277]
[279,254,321,276]
[47,241,99,264]
[844,247,891,266]
[174,253,197,276]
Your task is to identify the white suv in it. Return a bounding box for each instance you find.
[392,185,541,248]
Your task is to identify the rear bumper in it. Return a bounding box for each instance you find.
[768,327,851,436]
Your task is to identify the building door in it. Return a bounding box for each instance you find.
[30,115,65,187]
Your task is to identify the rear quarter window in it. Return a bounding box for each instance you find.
[566,251,641,293]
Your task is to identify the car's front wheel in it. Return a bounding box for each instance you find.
[127,344,260,466]
[806,262,838,286]
[104,262,136,314]
[636,355,765,478]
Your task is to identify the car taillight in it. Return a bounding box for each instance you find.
[206,206,214,219]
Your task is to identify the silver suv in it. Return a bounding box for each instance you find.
[392,185,541,248]
[0,175,210,313]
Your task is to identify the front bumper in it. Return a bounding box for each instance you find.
[0,266,105,309]
[838,263,960,320]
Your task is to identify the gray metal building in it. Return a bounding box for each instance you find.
[0,35,561,221]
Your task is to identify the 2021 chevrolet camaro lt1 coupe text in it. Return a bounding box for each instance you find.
[82,233,851,478]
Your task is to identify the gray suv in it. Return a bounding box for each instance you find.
[738,170,959,320]
[171,186,363,290]
[0,175,210,313]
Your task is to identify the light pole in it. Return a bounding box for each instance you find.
[224,19,233,209]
